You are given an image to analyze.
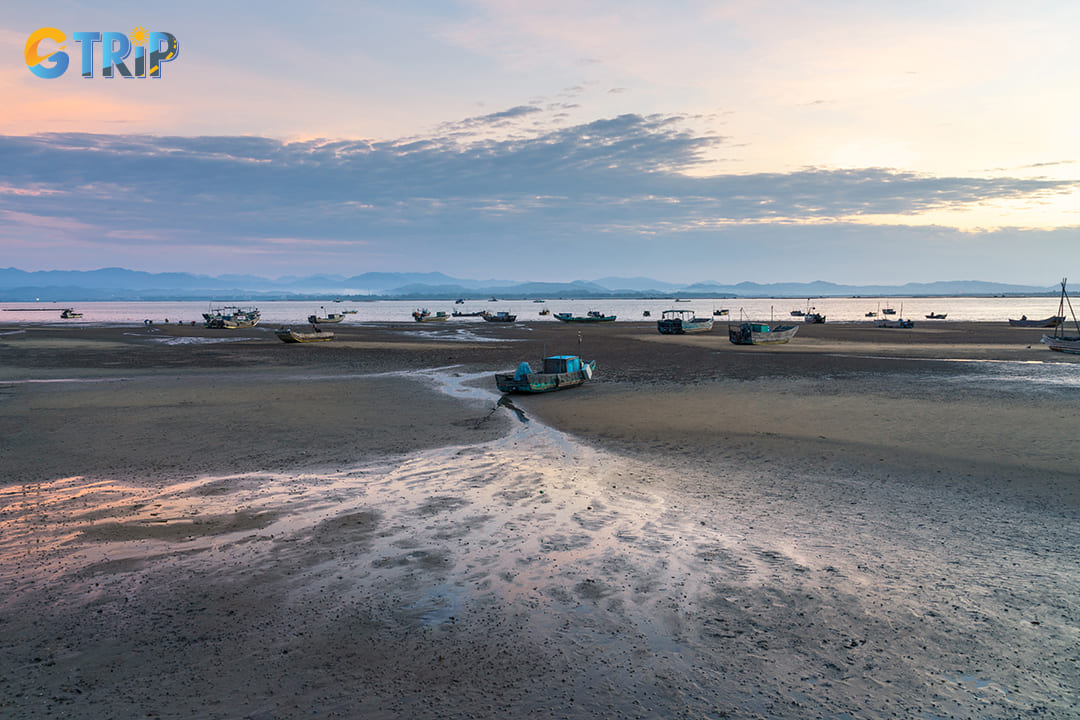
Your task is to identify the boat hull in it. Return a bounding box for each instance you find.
[308,314,344,324]
[1009,316,1063,327]
[657,318,713,334]
[728,323,798,345]
[275,329,334,343]
[494,358,595,393]
[874,318,914,328]
[1041,334,1080,353]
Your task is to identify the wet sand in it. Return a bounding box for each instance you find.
[1,320,1078,719]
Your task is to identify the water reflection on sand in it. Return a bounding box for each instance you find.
[1,370,1074,718]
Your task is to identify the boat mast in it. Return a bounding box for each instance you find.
[1058,278,1079,337]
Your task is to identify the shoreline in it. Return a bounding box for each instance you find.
[2,321,1078,718]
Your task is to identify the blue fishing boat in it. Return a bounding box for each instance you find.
[495,355,596,393]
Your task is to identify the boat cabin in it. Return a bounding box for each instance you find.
[542,355,584,373]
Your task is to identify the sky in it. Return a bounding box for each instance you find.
[2,0,1079,285]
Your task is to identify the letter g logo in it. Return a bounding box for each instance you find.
[26,27,69,79]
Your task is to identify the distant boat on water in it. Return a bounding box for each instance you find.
[553,311,616,323]
[308,306,345,324]
[657,309,713,334]
[495,355,595,393]
[925,312,948,319]
[451,310,485,317]
[713,308,729,316]
[482,311,517,322]
[203,305,260,329]
[60,308,82,319]
[1040,279,1080,354]
[412,309,449,322]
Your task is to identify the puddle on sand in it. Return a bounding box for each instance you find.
[0,368,1065,718]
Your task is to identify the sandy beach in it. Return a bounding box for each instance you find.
[1,319,1078,719]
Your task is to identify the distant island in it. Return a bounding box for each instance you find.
[0,267,1058,302]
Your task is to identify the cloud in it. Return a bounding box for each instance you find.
[0,111,1078,279]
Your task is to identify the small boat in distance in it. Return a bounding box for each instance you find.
[308,306,345,324]
[1009,315,1063,327]
[1040,279,1080,354]
[203,305,260,329]
[881,307,897,315]
[553,311,616,323]
[482,311,517,322]
[60,308,83,319]
[804,312,826,324]
[412,309,449,322]
[451,310,485,317]
[495,355,596,393]
[657,309,714,334]
[539,308,550,316]
[275,327,334,343]
[728,321,798,345]
[926,312,948,319]
[713,308,729,316]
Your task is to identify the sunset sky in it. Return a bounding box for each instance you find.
[2,1,1078,285]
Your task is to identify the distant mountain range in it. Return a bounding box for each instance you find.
[0,267,1058,301]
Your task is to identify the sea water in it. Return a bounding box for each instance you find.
[0,295,1070,325]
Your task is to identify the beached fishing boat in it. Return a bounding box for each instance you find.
[275,327,334,343]
[494,355,596,393]
[728,321,799,345]
[451,310,485,317]
[308,307,345,324]
[553,311,616,323]
[1009,315,1063,327]
[657,309,713,334]
[874,317,914,328]
[482,311,517,322]
[1040,279,1080,354]
[203,305,260,329]
[413,309,449,322]
[60,308,83,319]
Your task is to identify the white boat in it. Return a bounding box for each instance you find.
[657,309,713,334]
[1040,279,1080,353]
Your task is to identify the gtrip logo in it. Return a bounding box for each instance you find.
[25,27,179,79]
